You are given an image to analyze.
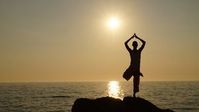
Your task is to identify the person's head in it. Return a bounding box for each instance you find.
[132,41,138,49]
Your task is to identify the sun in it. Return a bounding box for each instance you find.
[107,17,120,30]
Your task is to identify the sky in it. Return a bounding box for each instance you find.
[0,0,198,82]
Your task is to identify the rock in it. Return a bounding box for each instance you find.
[72,96,174,112]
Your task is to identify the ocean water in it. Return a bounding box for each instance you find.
[0,81,198,112]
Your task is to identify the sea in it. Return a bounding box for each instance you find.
[0,81,198,112]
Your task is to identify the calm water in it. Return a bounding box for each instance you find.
[0,81,198,112]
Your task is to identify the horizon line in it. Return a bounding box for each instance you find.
[0,80,198,83]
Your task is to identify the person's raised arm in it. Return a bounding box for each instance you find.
[135,34,146,51]
[124,35,134,52]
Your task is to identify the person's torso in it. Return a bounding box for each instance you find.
[129,49,141,71]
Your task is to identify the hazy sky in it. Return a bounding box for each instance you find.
[0,0,198,82]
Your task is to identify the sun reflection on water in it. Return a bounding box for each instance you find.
[108,81,123,99]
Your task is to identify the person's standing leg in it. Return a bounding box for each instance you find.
[133,80,136,97]
[133,75,140,97]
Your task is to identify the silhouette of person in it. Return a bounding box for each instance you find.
[123,33,146,97]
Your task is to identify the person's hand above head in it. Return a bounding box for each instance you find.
[134,33,139,38]
[131,33,136,39]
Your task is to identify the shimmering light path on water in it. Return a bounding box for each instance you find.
[107,81,124,98]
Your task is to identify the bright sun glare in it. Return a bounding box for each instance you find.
[107,17,120,30]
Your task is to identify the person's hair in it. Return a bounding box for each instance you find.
[132,41,138,48]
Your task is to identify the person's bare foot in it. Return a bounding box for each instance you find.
[133,93,136,97]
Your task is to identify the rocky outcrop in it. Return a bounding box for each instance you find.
[72,96,174,112]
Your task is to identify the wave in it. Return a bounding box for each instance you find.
[32,95,71,99]
[51,95,71,98]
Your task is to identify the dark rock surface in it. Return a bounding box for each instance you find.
[72,96,174,112]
